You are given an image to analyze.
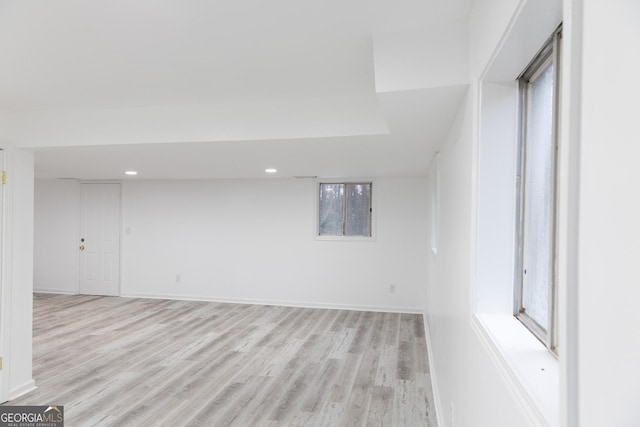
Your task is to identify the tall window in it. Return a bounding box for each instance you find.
[514,27,561,350]
[318,182,372,237]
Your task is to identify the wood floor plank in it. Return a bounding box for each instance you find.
[6,293,438,426]
[341,347,381,425]
[393,379,432,427]
[375,344,398,387]
[366,386,394,426]
[298,358,341,413]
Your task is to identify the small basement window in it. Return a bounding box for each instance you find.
[318,182,372,237]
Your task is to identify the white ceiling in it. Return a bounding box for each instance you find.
[0,0,473,180]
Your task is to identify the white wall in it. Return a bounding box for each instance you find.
[7,95,389,148]
[425,91,531,427]
[4,148,35,399]
[426,0,640,426]
[34,180,79,293]
[424,0,564,426]
[373,22,469,93]
[34,177,429,312]
[26,1,640,424]
[577,0,640,425]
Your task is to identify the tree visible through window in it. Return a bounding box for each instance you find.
[319,183,371,237]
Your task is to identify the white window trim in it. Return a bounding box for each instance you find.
[471,5,563,426]
[471,314,559,425]
[473,78,560,426]
[513,28,562,352]
[314,178,377,242]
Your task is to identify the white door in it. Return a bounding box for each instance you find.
[79,183,121,296]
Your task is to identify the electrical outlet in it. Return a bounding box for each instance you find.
[176,274,181,283]
[389,284,396,293]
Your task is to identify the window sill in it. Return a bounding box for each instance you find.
[314,235,376,242]
[472,313,559,427]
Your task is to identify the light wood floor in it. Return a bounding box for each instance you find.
[8,293,437,426]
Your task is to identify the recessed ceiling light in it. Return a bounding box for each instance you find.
[125,171,138,176]
[265,168,278,174]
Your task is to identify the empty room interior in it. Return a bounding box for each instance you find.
[0,0,638,426]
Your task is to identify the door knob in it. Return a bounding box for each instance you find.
[79,245,85,251]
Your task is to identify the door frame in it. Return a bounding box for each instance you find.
[78,181,123,297]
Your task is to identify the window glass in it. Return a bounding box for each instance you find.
[319,182,371,237]
[514,27,561,351]
[319,183,344,236]
[521,61,555,331]
[345,183,371,236]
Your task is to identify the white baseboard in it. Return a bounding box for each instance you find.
[9,380,36,400]
[34,288,78,295]
[120,292,423,314]
[423,313,445,427]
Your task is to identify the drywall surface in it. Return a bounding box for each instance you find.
[6,148,35,398]
[373,22,469,93]
[425,92,530,427]
[8,95,389,148]
[426,0,640,425]
[121,177,427,311]
[424,0,565,426]
[34,177,428,312]
[34,180,79,293]
[468,0,521,76]
[577,1,640,425]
